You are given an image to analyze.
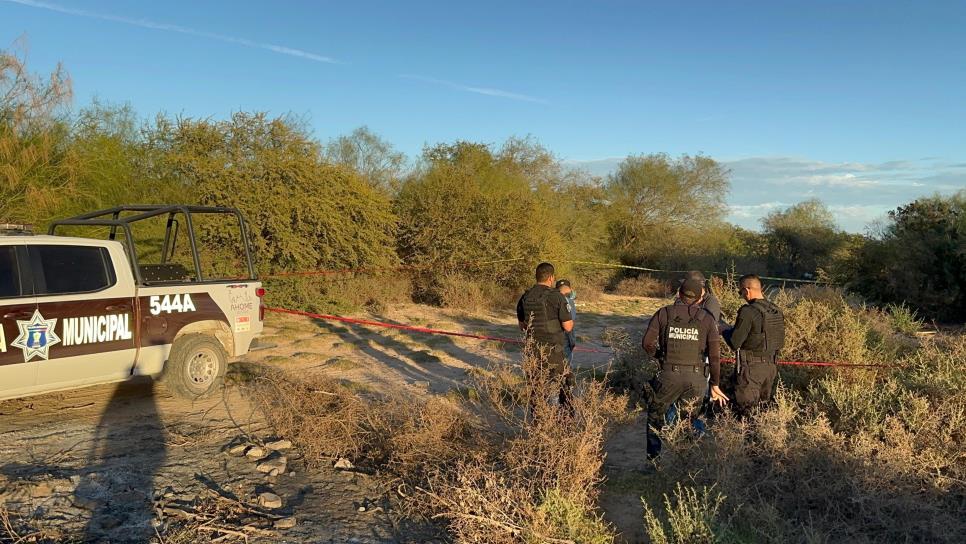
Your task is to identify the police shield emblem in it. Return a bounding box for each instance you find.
[11,310,61,362]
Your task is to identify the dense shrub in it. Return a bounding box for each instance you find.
[849,192,966,321]
[395,141,570,299]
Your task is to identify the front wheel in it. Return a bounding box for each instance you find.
[161,334,227,399]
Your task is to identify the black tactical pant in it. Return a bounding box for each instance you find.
[527,342,574,409]
[735,360,777,416]
[646,364,707,458]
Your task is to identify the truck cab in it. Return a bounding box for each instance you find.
[0,206,264,401]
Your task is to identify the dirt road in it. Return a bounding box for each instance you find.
[0,295,663,543]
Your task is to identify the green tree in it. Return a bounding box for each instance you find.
[852,192,966,320]
[146,112,398,276]
[395,140,568,291]
[605,153,730,262]
[0,42,76,224]
[324,126,406,192]
[761,199,845,277]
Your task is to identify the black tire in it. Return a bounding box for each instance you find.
[161,333,227,399]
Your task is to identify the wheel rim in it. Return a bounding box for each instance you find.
[186,347,218,388]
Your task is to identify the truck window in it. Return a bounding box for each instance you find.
[32,245,116,295]
[0,246,23,298]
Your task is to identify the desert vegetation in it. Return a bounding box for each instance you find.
[3,43,964,320]
[2,41,965,543]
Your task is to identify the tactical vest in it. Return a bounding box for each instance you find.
[745,299,785,359]
[661,304,704,367]
[521,286,564,343]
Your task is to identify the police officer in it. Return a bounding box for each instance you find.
[685,270,722,327]
[724,274,786,416]
[665,271,723,425]
[517,263,574,406]
[555,279,577,367]
[643,278,728,458]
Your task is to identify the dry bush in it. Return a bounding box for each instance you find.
[0,507,70,543]
[569,270,613,303]
[247,336,632,544]
[713,274,914,367]
[429,273,519,312]
[247,368,475,482]
[613,275,671,298]
[436,273,487,312]
[420,341,629,544]
[601,326,656,409]
[643,333,966,543]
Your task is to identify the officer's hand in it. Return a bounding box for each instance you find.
[710,385,729,406]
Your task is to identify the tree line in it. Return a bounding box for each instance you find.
[2,46,963,320]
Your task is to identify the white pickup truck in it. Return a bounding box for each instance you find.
[0,205,264,400]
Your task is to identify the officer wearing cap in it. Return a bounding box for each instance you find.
[555,279,577,366]
[517,263,575,406]
[642,277,728,458]
[724,274,785,416]
[685,270,722,326]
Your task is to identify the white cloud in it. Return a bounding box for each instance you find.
[2,0,340,63]
[399,74,547,104]
[566,155,965,233]
[727,202,783,219]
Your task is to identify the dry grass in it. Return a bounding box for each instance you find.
[641,333,966,543]
[154,493,286,543]
[613,275,671,298]
[247,337,631,543]
[712,275,917,367]
[420,341,630,543]
[0,507,71,544]
[246,367,474,483]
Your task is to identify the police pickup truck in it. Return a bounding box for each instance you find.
[0,205,264,401]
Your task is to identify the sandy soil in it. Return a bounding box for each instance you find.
[0,294,666,543]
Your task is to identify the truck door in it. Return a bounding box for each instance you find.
[30,243,138,388]
[0,245,38,397]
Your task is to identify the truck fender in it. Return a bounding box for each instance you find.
[173,320,235,357]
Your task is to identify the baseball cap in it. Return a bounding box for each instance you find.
[686,270,707,283]
[555,279,572,289]
[679,278,704,299]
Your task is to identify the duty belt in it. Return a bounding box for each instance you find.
[662,362,705,373]
[742,352,774,364]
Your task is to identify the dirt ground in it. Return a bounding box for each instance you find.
[0,294,665,543]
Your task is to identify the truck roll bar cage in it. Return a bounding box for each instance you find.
[48,205,257,285]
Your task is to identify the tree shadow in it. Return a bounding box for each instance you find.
[311,319,467,393]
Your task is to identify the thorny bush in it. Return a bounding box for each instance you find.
[249,338,631,543]
[640,333,966,543]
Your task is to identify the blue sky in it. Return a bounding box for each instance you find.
[2,0,964,232]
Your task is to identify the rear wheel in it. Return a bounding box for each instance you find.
[161,334,227,399]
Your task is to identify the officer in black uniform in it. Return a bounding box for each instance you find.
[642,278,728,458]
[724,274,786,416]
[517,262,574,407]
[686,270,722,326]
